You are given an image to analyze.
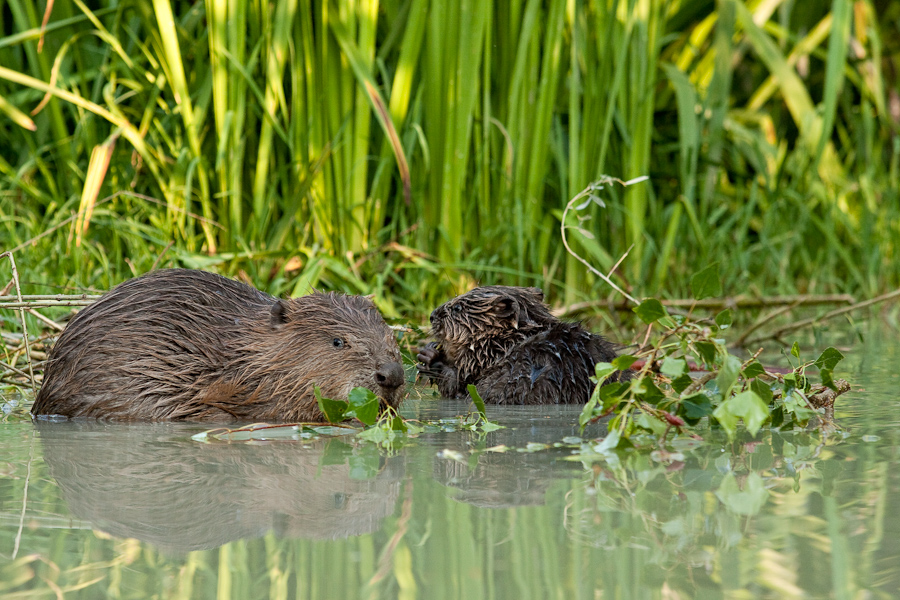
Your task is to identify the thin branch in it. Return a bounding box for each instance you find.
[560,178,646,306]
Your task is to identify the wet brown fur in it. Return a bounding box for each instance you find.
[418,286,630,405]
[33,269,405,422]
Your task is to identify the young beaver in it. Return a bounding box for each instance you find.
[33,269,405,422]
[416,286,630,405]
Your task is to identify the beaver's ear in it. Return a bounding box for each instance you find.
[270,300,288,329]
[490,294,520,321]
[524,287,544,303]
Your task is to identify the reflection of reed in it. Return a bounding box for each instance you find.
[36,421,404,552]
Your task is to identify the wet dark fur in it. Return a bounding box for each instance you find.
[417,286,630,405]
[33,269,405,422]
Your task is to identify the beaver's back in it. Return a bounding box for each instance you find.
[33,269,276,419]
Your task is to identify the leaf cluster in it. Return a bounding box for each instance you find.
[581,263,848,447]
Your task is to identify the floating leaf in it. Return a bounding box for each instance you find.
[690,263,722,300]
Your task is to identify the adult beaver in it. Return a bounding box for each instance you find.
[33,269,406,421]
[417,286,630,405]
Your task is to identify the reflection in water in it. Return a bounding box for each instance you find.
[428,417,588,508]
[36,421,403,552]
[1,331,898,599]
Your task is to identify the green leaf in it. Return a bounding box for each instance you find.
[390,416,408,433]
[690,263,721,300]
[344,387,379,426]
[715,308,733,329]
[716,355,742,397]
[598,382,629,409]
[742,361,765,378]
[680,394,713,424]
[694,341,719,367]
[821,368,836,391]
[593,362,618,382]
[315,385,348,424]
[480,421,504,433]
[672,373,693,394]
[611,355,637,371]
[814,347,844,371]
[712,390,770,438]
[790,342,801,358]
[635,411,669,436]
[635,375,665,405]
[750,379,774,404]
[467,384,487,420]
[661,357,687,378]
[633,298,668,324]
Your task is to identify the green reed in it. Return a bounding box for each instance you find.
[0,0,897,313]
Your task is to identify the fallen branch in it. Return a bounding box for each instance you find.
[744,288,900,346]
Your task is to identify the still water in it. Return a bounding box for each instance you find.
[0,331,897,599]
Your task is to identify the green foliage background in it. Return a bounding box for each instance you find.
[0,0,897,315]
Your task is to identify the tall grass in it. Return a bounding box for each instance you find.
[0,0,897,313]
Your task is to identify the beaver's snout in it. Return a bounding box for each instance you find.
[375,362,405,391]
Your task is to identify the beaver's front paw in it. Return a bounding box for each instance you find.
[416,342,442,368]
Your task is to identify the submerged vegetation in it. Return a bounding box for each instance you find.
[0,0,897,315]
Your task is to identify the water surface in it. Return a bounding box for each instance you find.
[0,330,898,599]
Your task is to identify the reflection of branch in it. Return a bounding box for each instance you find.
[368,480,414,594]
[12,431,35,559]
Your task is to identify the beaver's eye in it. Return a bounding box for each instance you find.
[332,338,345,348]
[451,304,463,314]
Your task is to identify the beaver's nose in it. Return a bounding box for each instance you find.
[430,306,443,323]
[375,362,405,390]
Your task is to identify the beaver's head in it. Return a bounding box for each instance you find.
[429,286,556,366]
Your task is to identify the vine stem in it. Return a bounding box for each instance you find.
[559,176,647,306]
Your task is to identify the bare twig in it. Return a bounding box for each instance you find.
[1,252,35,394]
[26,308,64,332]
